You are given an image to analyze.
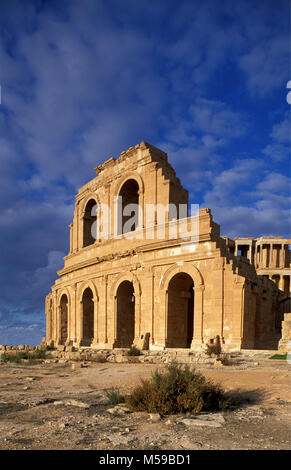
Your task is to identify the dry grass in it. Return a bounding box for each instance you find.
[126,361,227,415]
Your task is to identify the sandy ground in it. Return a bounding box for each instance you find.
[0,356,290,450]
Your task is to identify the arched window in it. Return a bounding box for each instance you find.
[118,179,139,235]
[83,199,97,247]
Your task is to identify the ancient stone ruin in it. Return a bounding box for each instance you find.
[45,142,291,352]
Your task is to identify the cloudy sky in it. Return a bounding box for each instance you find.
[0,0,290,345]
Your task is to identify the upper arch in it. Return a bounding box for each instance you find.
[77,280,99,303]
[159,262,204,290]
[56,287,72,307]
[114,171,144,198]
[109,272,142,298]
[79,192,100,218]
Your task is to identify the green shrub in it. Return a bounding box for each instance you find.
[126,361,226,415]
[128,345,141,356]
[105,387,125,405]
[269,353,287,360]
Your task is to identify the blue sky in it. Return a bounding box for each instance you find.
[0,0,290,345]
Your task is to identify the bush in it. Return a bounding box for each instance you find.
[128,345,141,356]
[126,361,226,415]
[105,387,125,405]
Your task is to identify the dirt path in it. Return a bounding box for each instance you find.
[0,358,290,450]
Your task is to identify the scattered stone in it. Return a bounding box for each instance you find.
[71,363,82,370]
[8,426,25,436]
[149,413,161,422]
[106,406,130,416]
[165,419,175,427]
[214,358,224,367]
[59,423,67,430]
[182,418,222,428]
[181,414,225,428]
[180,438,203,450]
[107,434,137,446]
[65,400,90,409]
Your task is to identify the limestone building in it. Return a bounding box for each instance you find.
[45,142,291,351]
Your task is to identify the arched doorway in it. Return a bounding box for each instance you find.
[116,280,135,347]
[83,199,97,247]
[166,272,194,348]
[60,294,68,345]
[82,287,94,346]
[118,179,139,234]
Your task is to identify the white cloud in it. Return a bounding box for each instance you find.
[189,98,247,138]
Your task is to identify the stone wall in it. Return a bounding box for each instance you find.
[278,313,291,353]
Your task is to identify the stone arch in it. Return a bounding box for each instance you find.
[110,272,141,298]
[113,172,145,236]
[56,287,72,308]
[159,263,205,349]
[59,293,69,345]
[114,171,145,199]
[81,287,94,346]
[56,288,72,346]
[77,280,99,346]
[115,280,135,348]
[80,193,101,248]
[166,272,194,348]
[159,262,204,290]
[79,192,100,218]
[77,280,99,304]
[110,272,142,347]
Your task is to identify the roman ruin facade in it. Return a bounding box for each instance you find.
[45,142,291,351]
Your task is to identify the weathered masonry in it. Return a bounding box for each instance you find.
[45,142,291,351]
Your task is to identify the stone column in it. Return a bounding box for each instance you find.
[262,244,267,267]
[248,243,252,263]
[133,289,142,345]
[164,289,169,347]
[69,224,73,254]
[279,275,284,292]
[52,292,57,345]
[151,269,155,345]
[71,284,77,343]
[66,298,71,345]
[270,243,274,268]
[113,295,117,346]
[191,285,205,349]
[104,275,108,344]
[137,188,144,230]
[92,297,99,346]
[281,243,285,268]
[56,305,61,345]
[45,300,52,343]
[77,300,83,346]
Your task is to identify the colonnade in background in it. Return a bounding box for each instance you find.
[230,237,291,294]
